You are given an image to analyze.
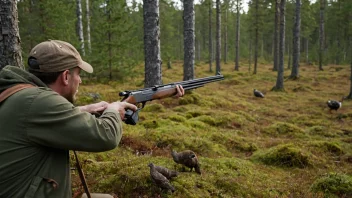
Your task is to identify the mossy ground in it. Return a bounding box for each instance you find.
[73,62,352,197]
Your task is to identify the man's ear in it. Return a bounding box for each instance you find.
[60,70,70,86]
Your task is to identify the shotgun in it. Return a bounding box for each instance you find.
[120,73,224,125]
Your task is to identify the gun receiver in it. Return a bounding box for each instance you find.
[119,74,224,125]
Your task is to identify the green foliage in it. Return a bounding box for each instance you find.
[310,173,352,197]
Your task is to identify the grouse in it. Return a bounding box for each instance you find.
[154,164,178,179]
[171,150,201,174]
[148,163,175,193]
[254,89,265,98]
[327,97,344,113]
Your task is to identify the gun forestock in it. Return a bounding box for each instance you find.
[120,74,224,104]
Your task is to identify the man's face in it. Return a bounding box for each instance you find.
[66,67,82,103]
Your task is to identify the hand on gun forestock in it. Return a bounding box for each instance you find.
[175,85,185,98]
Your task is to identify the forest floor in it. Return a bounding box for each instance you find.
[73,61,352,198]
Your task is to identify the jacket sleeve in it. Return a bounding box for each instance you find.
[26,89,123,152]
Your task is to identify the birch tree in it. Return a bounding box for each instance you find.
[86,0,91,54]
[183,0,195,80]
[144,0,162,87]
[0,0,23,70]
[76,0,85,56]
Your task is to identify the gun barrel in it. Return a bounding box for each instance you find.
[119,74,224,96]
[174,75,224,86]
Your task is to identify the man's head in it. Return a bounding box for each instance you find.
[28,40,93,103]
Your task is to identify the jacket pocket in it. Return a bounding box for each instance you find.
[24,175,59,198]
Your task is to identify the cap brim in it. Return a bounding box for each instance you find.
[80,61,93,73]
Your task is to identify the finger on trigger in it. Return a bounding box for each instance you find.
[125,102,137,111]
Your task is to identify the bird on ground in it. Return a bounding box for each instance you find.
[171,150,201,174]
[153,164,179,180]
[327,97,344,113]
[253,89,265,98]
[148,163,175,193]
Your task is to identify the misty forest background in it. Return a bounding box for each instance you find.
[14,0,352,83]
[1,0,352,197]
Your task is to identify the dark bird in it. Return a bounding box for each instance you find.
[154,164,179,180]
[327,97,344,113]
[148,163,175,193]
[254,89,265,98]
[171,150,201,174]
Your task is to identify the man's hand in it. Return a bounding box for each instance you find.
[79,101,109,113]
[175,85,185,98]
[106,102,138,120]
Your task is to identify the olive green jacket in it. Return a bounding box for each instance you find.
[0,66,123,198]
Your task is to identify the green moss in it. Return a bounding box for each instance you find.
[173,106,188,112]
[292,85,313,92]
[179,92,202,105]
[168,114,187,122]
[236,111,257,122]
[312,141,345,155]
[226,138,258,153]
[185,110,204,118]
[192,115,217,126]
[306,126,344,137]
[143,103,165,112]
[185,120,208,129]
[251,144,311,168]
[263,122,305,137]
[142,120,159,129]
[310,173,352,197]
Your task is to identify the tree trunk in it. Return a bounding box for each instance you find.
[273,0,280,71]
[0,0,23,70]
[348,37,352,99]
[107,3,112,80]
[86,0,91,54]
[234,0,240,71]
[197,37,201,61]
[305,37,309,65]
[208,0,212,72]
[183,0,195,80]
[287,42,291,69]
[224,5,228,64]
[336,0,341,65]
[274,0,285,91]
[215,0,221,74]
[76,0,85,56]
[290,0,301,79]
[143,0,162,88]
[253,0,258,74]
[249,39,252,73]
[318,0,325,71]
